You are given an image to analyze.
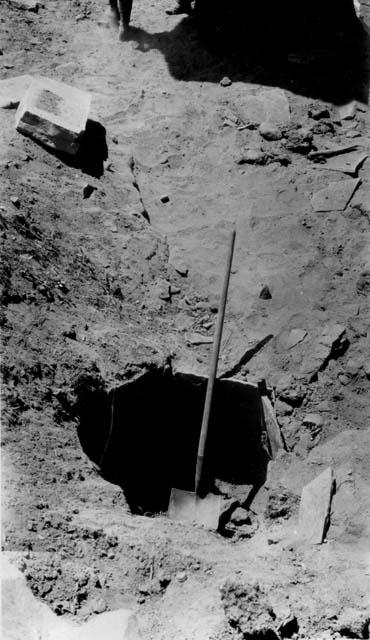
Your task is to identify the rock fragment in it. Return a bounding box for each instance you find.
[259,284,272,299]
[9,0,39,11]
[220,76,232,87]
[15,77,91,155]
[83,184,96,199]
[318,151,368,176]
[0,74,32,109]
[10,196,20,208]
[259,121,282,141]
[311,178,361,212]
[300,324,348,380]
[297,467,334,544]
[237,149,267,165]
[188,333,213,345]
[261,395,285,458]
[308,106,331,120]
[337,101,357,120]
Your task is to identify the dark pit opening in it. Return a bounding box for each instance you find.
[77,368,268,515]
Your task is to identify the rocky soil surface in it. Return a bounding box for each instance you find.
[1,1,370,639]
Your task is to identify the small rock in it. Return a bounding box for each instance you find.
[112,135,118,144]
[356,270,370,296]
[229,507,250,526]
[259,284,272,299]
[308,106,331,120]
[9,0,39,11]
[337,101,357,120]
[338,372,351,386]
[302,413,323,435]
[259,121,282,141]
[275,399,293,417]
[170,285,181,295]
[10,196,20,208]
[344,358,363,376]
[160,194,170,203]
[176,571,188,583]
[220,76,232,87]
[310,120,335,135]
[283,126,313,153]
[188,332,213,345]
[237,149,267,165]
[90,597,107,614]
[83,184,96,199]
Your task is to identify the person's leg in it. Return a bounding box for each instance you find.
[118,0,133,38]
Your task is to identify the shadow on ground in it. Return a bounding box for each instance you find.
[123,0,370,105]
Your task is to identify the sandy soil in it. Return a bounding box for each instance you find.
[1,1,370,638]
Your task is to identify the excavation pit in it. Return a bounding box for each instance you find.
[77,368,268,515]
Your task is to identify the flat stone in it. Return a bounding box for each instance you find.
[278,328,307,350]
[337,101,357,120]
[9,0,39,10]
[188,332,213,345]
[262,396,285,458]
[230,507,251,526]
[321,151,368,176]
[311,178,361,212]
[259,88,290,123]
[239,88,290,125]
[0,74,32,108]
[300,324,347,380]
[15,77,91,155]
[297,467,334,544]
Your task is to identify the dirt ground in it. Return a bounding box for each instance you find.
[1,1,370,638]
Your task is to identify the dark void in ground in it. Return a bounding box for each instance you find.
[76,369,268,515]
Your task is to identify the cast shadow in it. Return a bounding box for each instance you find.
[123,1,370,105]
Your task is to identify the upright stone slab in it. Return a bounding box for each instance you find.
[15,77,91,155]
[297,467,334,544]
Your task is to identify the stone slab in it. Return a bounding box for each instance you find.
[15,77,91,155]
[239,88,290,125]
[322,151,368,176]
[311,178,361,212]
[9,0,39,10]
[0,74,33,109]
[300,324,346,380]
[297,467,334,544]
[262,396,285,459]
